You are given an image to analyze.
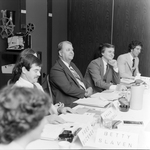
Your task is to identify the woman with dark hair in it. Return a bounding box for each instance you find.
[0,85,51,149]
[84,43,121,93]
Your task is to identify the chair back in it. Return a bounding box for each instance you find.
[46,74,53,100]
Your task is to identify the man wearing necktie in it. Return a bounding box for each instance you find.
[117,40,143,79]
[50,41,93,108]
[84,43,121,93]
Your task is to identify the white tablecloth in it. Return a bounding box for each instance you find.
[26,81,150,149]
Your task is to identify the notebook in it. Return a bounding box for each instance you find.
[74,97,110,108]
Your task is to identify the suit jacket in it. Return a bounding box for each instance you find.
[117,53,139,78]
[84,57,120,93]
[50,59,87,108]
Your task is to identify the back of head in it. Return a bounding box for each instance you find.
[128,40,143,52]
[0,85,51,144]
[20,48,37,57]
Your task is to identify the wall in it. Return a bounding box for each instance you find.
[26,0,47,87]
[52,0,68,66]
[68,0,150,77]
[68,0,113,75]
[113,0,150,76]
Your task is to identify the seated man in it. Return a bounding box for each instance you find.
[9,48,38,84]
[84,43,121,93]
[0,85,51,149]
[117,40,143,79]
[50,41,93,108]
[13,54,74,124]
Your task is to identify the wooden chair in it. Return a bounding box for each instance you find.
[46,74,53,100]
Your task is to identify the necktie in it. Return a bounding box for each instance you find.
[132,59,136,76]
[104,64,109,75]
[69,66,86,90]
[132,59,135,67]
[33,83,37,89]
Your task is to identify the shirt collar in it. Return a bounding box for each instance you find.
[102,57,107,66]
[60,58,70,68]
[16,77,34,88]
[129,52,134,60]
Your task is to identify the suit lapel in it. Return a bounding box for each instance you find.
[58,59,81,87]
[99,58,104,78]
[126,53,132,71]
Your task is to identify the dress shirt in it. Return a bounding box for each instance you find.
[15,77,58,114]
[102,58,108,75]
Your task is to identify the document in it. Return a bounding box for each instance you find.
[41,122,80,140]
[59,113,97,125]
[91,91,121,101]
[41,124,64,140]
[74,97,110,108]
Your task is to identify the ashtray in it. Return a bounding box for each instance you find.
[118,97,130,112]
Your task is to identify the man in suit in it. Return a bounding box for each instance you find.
[117,40,143,79]
[84,43,121,93]
[50,41,93,108]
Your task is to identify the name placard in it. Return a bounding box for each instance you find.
[77,124,94,146]
[101,107,117,120]
[95,128,138,148]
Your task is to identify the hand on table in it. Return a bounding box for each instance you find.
[116,84,127,91]
[46,114,66,124]
[58,107,77,114]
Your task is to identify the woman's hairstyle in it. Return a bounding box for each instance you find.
[128,40,143,52]
[10,48,37,84]
[10,54,41,84]
[93,43,115,59]
[0,85,51,144]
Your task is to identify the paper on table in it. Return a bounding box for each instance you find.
[41,124,64,140]
[41,122,80,140]
[74,97,110,107]
[59,113,96,125]
[91,91,120,101]
[121,78,135,84]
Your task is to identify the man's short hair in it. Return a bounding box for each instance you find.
[0,85,51,144]
[58,41,72,51]
[13,54,42,77]
[99,43,115,54]
[128,40,143,52]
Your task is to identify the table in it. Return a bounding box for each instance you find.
[26,77,150,149]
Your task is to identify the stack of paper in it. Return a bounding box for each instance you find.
[74,97,110,108]
[60,113,97,125]
[41,122,81,141]
[91,91,120,101]
[121,78,135,84]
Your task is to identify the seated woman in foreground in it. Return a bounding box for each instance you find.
[0,85,51,149]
